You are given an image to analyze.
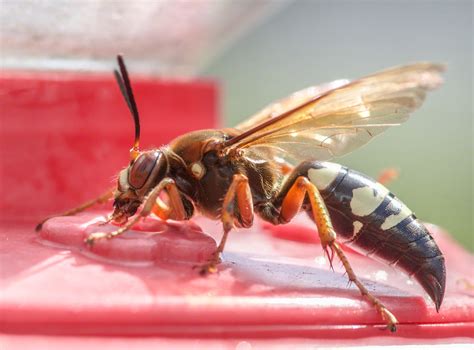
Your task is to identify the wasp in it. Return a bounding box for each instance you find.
[37,55,446,332]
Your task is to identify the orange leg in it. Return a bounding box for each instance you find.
[199,174,254,275]
[377,168,399,186]
[152,196,173,220]
[278,161,294,175]
[152,182,187,221]
[35,187,115,231]
[280,176,398,332]
[85,178,185,245]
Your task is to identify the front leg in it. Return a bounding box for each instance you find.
[199,174,254,275]
[85,178,186,245]
[36,188,115,231]
[276,174,398,332]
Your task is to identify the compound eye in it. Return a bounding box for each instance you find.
[128,152,157,189]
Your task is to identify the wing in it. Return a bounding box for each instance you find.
[234,79,350,132]
[224,63,445,164]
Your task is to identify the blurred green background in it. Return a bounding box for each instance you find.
[203,1,473,250]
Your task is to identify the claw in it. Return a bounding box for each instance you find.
[36,217,53,232]
[193,262,218,276]
[379,306,398,333]
[84,232,109,246]
[388,323,397,333]
[85,237,95,247]
[323,245,335,271]
[98,215,113,226]
[199,263,218,276]
[194,253,221,276]
[35,221,45,232]
[379,320,397,333]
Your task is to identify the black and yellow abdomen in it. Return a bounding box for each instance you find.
[306,161,446,310]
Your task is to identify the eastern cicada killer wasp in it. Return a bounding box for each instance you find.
[37,55,446,332]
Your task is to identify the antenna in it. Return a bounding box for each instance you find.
[114,54,141,161]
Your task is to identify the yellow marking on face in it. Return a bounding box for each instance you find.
[308,162,342,191]
[118,169,129,191]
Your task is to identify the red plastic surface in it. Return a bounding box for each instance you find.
[1,72,473,348]
[0,70,218,222]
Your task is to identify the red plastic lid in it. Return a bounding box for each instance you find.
[0,72,472,348]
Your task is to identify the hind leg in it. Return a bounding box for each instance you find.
[269,169,398,332]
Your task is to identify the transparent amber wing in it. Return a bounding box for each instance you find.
[225,63,445,164]
[234,79,350,132]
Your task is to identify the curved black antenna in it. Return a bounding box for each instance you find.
[114,54,141,160]
[114,70,133,116]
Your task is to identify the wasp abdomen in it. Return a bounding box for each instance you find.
[305,161,446,310]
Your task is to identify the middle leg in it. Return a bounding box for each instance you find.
[198,173,254,275]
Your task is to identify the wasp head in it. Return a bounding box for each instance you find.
[112,150,168,224]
